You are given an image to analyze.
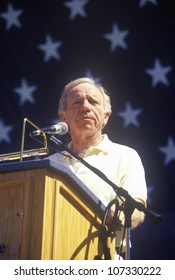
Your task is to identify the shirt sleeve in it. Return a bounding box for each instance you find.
[119,148,147,205]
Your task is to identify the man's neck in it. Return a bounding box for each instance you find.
[71,133,103,156]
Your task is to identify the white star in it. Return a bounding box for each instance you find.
[139,0,158,8]
[145,58,172,88]
[14,79,37,105]
[52,117,61,125]
[0,119,13,144]
[64,0,89,20]
[159,137,175,165]
[147,185,155,205]
[103,23,129,52]
[0,3,23,30]
[38,34,63,62]
[85,70,102,83]
[118,102,143,128]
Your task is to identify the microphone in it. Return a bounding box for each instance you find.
[30,122,68,136]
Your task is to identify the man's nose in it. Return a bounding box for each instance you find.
[81,99,90,111]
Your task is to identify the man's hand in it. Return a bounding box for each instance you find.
[106,198,145,230]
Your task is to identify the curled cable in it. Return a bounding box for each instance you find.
[99,199,119,260]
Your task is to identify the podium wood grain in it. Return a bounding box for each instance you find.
[0,163,115,260]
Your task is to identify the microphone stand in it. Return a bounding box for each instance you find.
[50,136,162,257]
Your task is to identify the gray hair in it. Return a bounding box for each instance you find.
[58,77,112,117]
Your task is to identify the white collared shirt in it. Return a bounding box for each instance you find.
[49,134,147,207]
[48,134,147,251]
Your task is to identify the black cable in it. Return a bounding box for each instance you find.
[29,134,70,155]
[100,199,119,260]
[101,199,130,260]
[117,224,127,258]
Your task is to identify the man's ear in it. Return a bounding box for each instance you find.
[103,112,110,128]
[60,113,67,122]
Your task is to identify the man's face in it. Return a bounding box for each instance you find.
[61,83,109,137]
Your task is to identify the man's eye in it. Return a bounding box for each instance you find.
[73,101,81,105]
[90,100,98,104]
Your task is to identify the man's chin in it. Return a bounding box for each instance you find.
[79,125,93,131]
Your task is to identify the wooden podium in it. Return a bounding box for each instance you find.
[0,159,115,260]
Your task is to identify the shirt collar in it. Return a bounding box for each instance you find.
[68,134,109,155]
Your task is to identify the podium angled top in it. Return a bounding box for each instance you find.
[0,158,106,218]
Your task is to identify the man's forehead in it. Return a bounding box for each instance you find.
[67,83,101,97]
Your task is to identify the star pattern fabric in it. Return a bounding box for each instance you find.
[145,58,172,87]
[14,79,37,105]
[159,137,175,165]
[104,23,129,52]
[38,34,63,62]
[0,2,23,30]
[0,119,13,144]
[0,0,175,260]
[64,0,89,20]
[118,102,143,128]
[139,0,158,8]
